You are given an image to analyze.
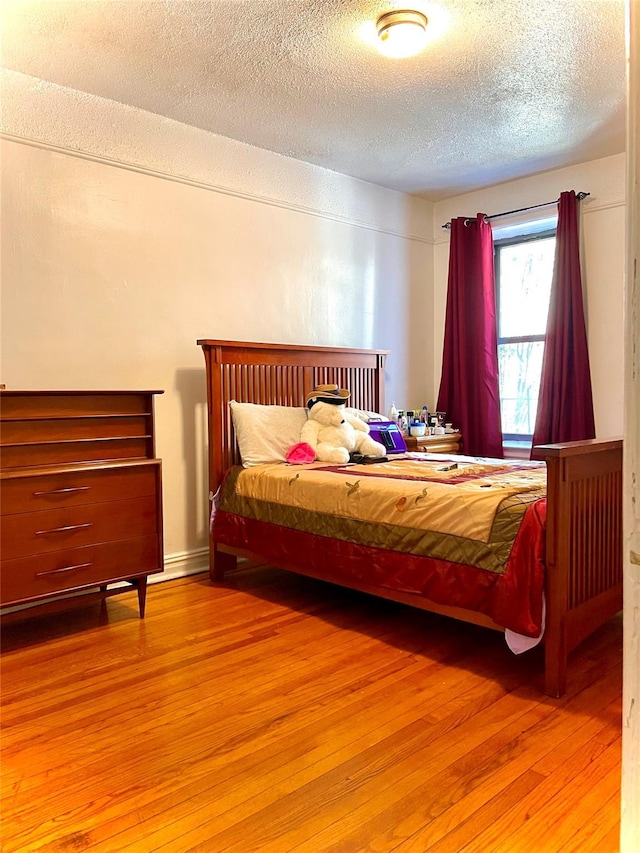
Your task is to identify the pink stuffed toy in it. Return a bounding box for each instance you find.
[286,442,316,465]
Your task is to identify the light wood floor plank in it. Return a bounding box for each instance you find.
[312,678,622,853]
[489,745,621,853]
[0,567,622,853]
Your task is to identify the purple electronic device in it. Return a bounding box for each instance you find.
[367,420,407,454]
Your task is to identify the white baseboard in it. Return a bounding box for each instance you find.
[154,547,210,584]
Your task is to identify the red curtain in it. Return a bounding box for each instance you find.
[531,191,595,455]
[437,214,503,458]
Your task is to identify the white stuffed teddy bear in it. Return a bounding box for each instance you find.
[300,384,386,464]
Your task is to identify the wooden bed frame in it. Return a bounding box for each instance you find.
[198,339,623,697]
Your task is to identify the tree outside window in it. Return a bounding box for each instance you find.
[495,232,556,444]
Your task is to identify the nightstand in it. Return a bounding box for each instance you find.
[404,432,462,454]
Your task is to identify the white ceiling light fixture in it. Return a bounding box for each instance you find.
[376,9,429,58]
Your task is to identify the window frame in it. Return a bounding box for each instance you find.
[494,228,556,444]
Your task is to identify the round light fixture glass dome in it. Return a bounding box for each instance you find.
[376,9,429,58]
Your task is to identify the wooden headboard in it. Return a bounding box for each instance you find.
[197,339,389,497]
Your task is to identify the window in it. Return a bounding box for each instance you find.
[495,230,556,444]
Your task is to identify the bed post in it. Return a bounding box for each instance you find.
[541,448,569,697]
[376,352,387,413]
[536,438,623,697]
[200,342,235,581]
[211,547,237,581]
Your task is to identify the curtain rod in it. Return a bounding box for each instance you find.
[441,191,590,230]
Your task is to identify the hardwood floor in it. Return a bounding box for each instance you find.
[1,565,622,853]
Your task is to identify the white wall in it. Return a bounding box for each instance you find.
[432,154,626,437]
[0,72,435,574]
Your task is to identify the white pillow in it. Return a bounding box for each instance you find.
[345,406,387,423]
[229,401,308,467]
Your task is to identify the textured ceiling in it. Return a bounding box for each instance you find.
[0,0,627,200]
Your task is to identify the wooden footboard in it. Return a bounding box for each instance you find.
[536,438,623,696]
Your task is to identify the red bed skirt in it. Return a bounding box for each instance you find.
[213,497,547,637]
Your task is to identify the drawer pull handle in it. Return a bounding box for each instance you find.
[33,486,91,497]
[35,523,93,536]
[36,562,92,578]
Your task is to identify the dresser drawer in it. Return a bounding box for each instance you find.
[1,438,151,469]
[404,433,462,454]
[1,463,159,515]
[0,535,161,605]
[1,415,150,444]
[0,393,151,419]
[1,495,159,560]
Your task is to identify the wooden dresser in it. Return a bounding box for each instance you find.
[404,431,462,454]
[0,391,163,619]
